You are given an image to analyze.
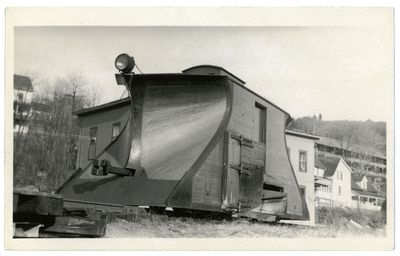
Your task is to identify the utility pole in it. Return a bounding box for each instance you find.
[312,110,316,134]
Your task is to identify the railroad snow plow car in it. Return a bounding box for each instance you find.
[57,53,309,222]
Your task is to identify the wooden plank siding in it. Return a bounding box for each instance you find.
[227,84,304,217]
[191,138,224,207]
[241,142,265,167]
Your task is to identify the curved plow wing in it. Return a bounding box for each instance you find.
[57,75,230,206]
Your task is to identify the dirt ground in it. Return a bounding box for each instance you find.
[104,215,386,238]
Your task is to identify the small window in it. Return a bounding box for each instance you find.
[255,103,266,143]
[88,127,98,160]
[17,92,24,102]
[340,172,343,181]
[299,150,307,172]
[263,184,284,193]
[112,122,121,140]
[338,186,341,196]
[89,127,98,142]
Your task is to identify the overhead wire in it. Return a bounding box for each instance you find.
[135,64,143,74]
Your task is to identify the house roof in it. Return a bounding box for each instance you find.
[31,102,52,113]
[351,175,363,190]
[73,97,130,116]
[314,176,332,186]
[14,74,34,92]
[366,182,379,193]
[316,136,385,159]
[314,157,327,170]
[314,157,340,177]
[285,129,320,140]
[352,174,366,183]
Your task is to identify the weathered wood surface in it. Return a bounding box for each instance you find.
[227,84,307,219]
[41,216,106,237]
[259,197,288,215]
[13,191,110,237]
[221,131,266,212]
[221,132,241,211]
[141,80,227,180]
[241,142,265,167]
[191,138,224,207]
[63,198,126,213]
[13,190,63,216]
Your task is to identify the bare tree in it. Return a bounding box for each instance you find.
[14,73,101,192]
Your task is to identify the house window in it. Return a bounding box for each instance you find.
[112,122,121,140]
[255,103,266,143]
[88,127,98,160]
[299,150,307,172]
[17,92,24,102]
[340,172,343,181]
[338,186,341,196]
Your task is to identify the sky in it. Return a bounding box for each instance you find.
[14,26,393,122]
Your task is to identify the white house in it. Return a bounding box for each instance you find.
[14,74,34,104]
[351,174,385,210]
[14,74,34,133]
[314,159,333,207]
[314,157,353,207]
[353,174,368,190]
[284,130,319,226]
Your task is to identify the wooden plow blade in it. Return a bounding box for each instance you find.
[57,74,230,208]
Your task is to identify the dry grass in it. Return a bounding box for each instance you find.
[105,208,386,238]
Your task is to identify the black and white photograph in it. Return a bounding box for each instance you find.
[3,6,395,251]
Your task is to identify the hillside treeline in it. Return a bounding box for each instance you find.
[288,115,386,155]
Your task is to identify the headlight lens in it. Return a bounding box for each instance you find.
[115,53,135,73]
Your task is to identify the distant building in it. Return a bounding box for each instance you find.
[285,130,319,226]
[313,158,332,207]
[314,157,353,208]
[351,174,385,211]
[72,97,130,168]
[30,101,52,127]
[14,74,34,134]
[315,136,386,192]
